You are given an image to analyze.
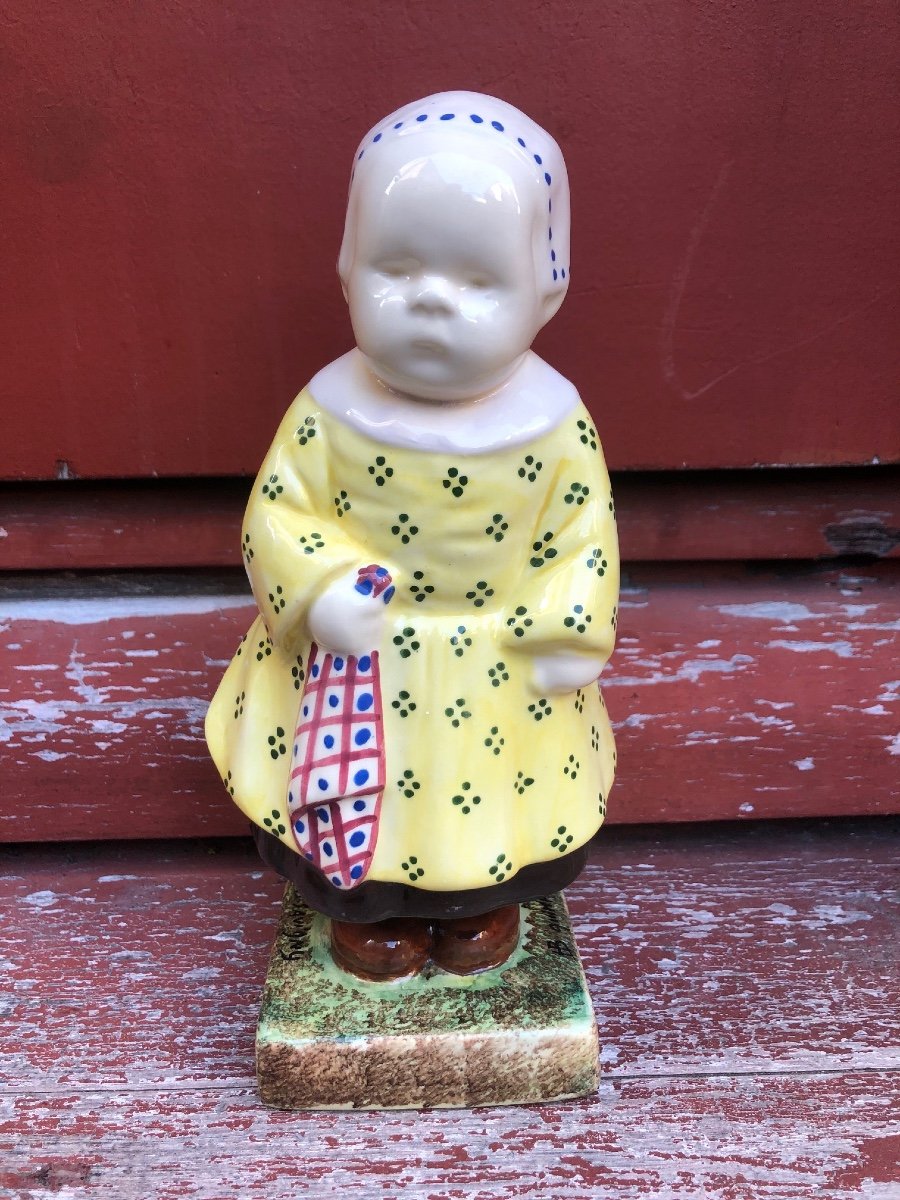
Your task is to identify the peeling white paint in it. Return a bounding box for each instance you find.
[0,594,253,625]
[738,803,755,814]
[715,601,819,622]
[743,712,795,729]
[0,694,209,745]
[807,904,873,927]
[182,966,223,981]
[769,639,855,658]
[608,654,754,687]
[793,758,815,771]
[620,713,663,729]
[34,749,69,762]
[23,890,58,908]
[885,733,900,757]
[90,720,128,735]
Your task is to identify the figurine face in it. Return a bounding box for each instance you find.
[344,145,546,402]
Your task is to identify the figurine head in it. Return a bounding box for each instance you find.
[338,91,570,402]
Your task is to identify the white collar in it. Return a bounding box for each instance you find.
[307,349,578,455]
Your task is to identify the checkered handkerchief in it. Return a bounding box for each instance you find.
[286,567,392,890]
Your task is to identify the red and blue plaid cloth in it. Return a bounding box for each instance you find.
[286,566,393,890]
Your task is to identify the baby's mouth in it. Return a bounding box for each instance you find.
[410,337,449,354]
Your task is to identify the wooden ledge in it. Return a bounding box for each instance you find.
[2,819,898,1195]
[1,466,898,570]
[2,562,898,841]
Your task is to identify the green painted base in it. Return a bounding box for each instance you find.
[256,886,600,1110]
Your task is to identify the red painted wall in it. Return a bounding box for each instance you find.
[3,1,898,479]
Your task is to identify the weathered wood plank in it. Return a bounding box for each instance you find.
[1,564,897,842]
[1,824,898,1198]
[2,469,898,570]
[2,1072,898,1200]
[1,823,897,1091]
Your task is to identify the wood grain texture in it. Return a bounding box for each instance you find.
[2,469,898,571]
[1,563,897,843]
[1,823,898,1197]
[2,3,898,478]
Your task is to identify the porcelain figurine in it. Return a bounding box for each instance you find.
[206,90,619,982]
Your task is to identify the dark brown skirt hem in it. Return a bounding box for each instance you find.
[252,825,591,922]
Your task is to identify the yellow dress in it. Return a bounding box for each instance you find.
[205,386,618,894]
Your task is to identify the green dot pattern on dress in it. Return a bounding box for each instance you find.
[485,513,508,541]
[263,807,286,836]
[577,418,598,451]
[564,481,590,506]
[401,856,425,881]
[444,698,472,727]
[551,826,574,853]
[530,531,558,568]
[298,533,324,554]
[488,661,509,686]
[586,547,609,577]
[528,698,552,721]
[517,454,543,482]
[397,769,421,798]
[392,627,420,658]
[506,605,533,636]
[368,455,394,486]
[450,626,472,656]
[563,604,592,633]
[465,581,494,608]
[295,415,317,445]
[451,781,482,815]
[391,513,419,542]
[391,690,417,717]
[409,571,435,603]
[563,755,580,779]
[488,852,513,883]
[442,466,469,497]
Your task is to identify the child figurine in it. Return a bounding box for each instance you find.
[206,91,619,983]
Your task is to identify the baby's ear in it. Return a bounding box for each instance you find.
[540,287,567,326]
[337,254,350,304]
[337,232,353,304]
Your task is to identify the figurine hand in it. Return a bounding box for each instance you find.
[531,652,605,695]
[308,566,393,658]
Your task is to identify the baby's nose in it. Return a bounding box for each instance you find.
[410,277,455,315]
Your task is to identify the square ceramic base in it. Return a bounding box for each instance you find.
[255,885,600,1110]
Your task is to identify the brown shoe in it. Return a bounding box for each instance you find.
[431,904,520,975]
[330,917,431,982]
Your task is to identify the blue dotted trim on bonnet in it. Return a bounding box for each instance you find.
[354,108,567,283]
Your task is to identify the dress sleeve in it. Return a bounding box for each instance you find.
[241,395,370,655]
[498,416,619,664]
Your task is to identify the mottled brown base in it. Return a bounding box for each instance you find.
[256,885,599,1110]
